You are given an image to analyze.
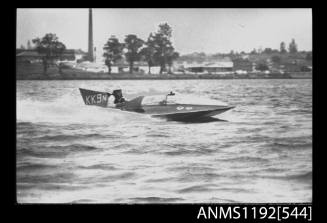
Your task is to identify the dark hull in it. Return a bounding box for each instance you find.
[150,106,234,121]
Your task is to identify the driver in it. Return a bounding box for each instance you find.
[112,89,126,107]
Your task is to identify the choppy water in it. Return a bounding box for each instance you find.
[16,79,312,203]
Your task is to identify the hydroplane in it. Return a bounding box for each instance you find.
[79,88,234,121]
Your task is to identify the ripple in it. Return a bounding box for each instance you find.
[70,199,97,203]
[177,172,222,182]
[146,133,169,138]
[129,197,184,203]
[17,144,102,158]
[270,141,312,150]
[17,172,75,184]
[178,184,216,193]
[216,187,253,193]
[17,183,88,191]
[145,177,173,183]
[17,163,58,172]
[280,171,312,181]
[100,172,136,181]
[162,147,216,156]
[36,133,104,141]
[78,164,117,170]
[218,156,270,163]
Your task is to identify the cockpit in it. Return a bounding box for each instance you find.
[141,92,176,106]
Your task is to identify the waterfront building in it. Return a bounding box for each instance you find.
[74,49,88,62]
[110,61,161,74]
[16,49,76,63]
[16,50,42,63]
[183,60,234,74]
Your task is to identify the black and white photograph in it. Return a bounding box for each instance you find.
[16,8,312,204]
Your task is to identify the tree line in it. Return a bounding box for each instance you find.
[179,38,309,63]
[249,39,299,55]
[103,23,179,74]
[24,28,308,76]
[222,39,301,55]
[27,23,179,76]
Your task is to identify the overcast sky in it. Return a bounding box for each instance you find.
[17,8,312,57]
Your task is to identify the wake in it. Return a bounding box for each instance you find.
[16,93,140,125]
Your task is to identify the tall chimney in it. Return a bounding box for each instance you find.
[88,8,94,62]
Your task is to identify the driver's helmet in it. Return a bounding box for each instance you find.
[112,89,125,104]
[113,89,123,98]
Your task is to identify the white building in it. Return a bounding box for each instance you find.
[138,66,161,74]
[74,49,87,62]
[184,61,234,74]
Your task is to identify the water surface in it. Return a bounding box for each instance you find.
[16,79,312,203]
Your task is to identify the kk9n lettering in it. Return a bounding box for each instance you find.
[85,94,108,105]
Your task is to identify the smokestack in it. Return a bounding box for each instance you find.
[88,8,94,62]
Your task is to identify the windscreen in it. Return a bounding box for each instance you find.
[141,95,167,105]
[166,94,227,105]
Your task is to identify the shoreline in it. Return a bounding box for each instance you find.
[16,63,312,80]
[16,72,312,81]
[17,77,312,80]
[16,76,312,80]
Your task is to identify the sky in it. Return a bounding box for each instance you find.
[17,8,312,58]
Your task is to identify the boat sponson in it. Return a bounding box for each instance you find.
[152,106,234,120]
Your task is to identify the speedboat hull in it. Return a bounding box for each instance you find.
[152,108,233,120]
[143,104,234,120]
[79,88,234,121]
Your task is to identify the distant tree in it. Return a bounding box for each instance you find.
[158,23,172,37]
[124,34,144,74]
[271,55,281,63]
[256,63,269,71]
[250,48,257,54]
[230,50,234,55]
[212,53,221,59]
[140,33,157,74]
[257,47,263,54]
[288,39,298,54]
[27,40,32,49]
[103,36,124,74]
[271,49,280,54]
[305,52,312,61]
[32,33,66,76]
[280,42,287,53]
[151,23,177,74]
[263,48,273,54]
[20,44,25,49]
